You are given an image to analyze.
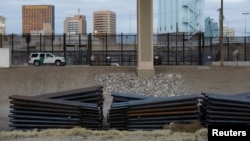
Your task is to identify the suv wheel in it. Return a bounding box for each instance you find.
[34,60,40,66]
[55,60,61,66]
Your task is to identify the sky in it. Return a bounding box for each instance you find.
[0,0,249,35]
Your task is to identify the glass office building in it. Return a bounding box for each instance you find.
[205,17,219,37]
[158,0,204,36]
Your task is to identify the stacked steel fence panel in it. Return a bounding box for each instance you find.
[36,85,104,104]
[109,102,129,130]
[201,92,250,126]
[111,92,155,103]
[9,85,103,130]
[109,93,201,130]
[10,87,250,131]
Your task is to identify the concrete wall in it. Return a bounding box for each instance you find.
[0,48,10,68]
[212,61,250,67]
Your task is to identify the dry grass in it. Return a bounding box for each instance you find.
[0,127,208,141]
[163,121,204,133]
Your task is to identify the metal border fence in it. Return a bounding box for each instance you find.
[0,33,250,66]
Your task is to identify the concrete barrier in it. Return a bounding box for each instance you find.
[212,61,250,67]
[0,48,11,68]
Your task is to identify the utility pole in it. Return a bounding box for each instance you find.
[220,0,224,67]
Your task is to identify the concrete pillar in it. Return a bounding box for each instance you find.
[0,48,11,68]
[137,0,155,78]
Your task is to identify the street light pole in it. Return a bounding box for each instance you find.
[243,12,249,61]
[242,12,249,37]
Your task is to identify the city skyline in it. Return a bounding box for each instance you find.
[0,0,249,36]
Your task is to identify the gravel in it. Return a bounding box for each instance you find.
[96,72,189,102]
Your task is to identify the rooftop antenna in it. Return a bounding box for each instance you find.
[78,8,80,15]
[129,12,131,34]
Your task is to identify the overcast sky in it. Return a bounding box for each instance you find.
[0,0,249,35]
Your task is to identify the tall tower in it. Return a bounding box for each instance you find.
[22,5,55,34]
[93,10,116,35]
[205,17,219,37]
[0,16,6,34]
[158,0,204,36]
[64,11,87,35]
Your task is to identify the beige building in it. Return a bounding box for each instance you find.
[93,10,116,35]
[223,26,235,37]
[22,5,54,34]
[0,16,6,34]
[64,14,87,34]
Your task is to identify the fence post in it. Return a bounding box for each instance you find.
[40,33,42,52]
[43,35,45,52]
[198,32,202,65]
[63,33,66,62]
[11,33,14,54]
[0,33,2,48]
[182,33,185,65]
[191,55,193,65]
[78,34,81,64]
[27,33,30,55]
[105,33,108,65]
[244,36,247,61]
[121,33,123,66]
[210,37,213,56]
[52,32,54,53]
[167,33,170,65]
[227,36,229,61]
[88,33,92,66]
[175,33,178,65]
[134,34,137,65]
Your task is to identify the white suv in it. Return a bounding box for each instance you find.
[29,52,66,66]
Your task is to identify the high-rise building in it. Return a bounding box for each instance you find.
[205,17,219,37]
[64,11,87,34]
[158,0,204,36]
[22,5,55,34]
[93,10,116,35]
[0,16,6,34]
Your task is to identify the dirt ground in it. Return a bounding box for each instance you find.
[0,65,250,140]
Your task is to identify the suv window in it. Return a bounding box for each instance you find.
[46,54,53,58]
[40,54,45,58]
[31,54,38,57]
